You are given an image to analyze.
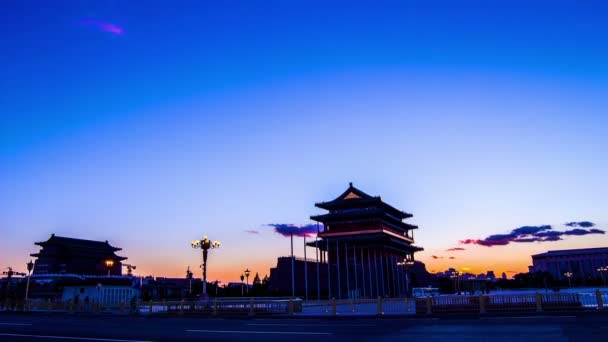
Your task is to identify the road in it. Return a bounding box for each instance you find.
[0,313,607,341]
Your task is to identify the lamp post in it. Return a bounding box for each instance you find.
[244,269,251,295]
[214,280,221,297]
[397,259,414,297]
[450,271,461,294]
[186,266,193,295]
[597,266,607,287]
[3,267,26,305]
[564,272,573,288]
[104,259,114,276]
[25,260,34,302]
[191,236,220,297]
[122,264,136,276]
[240,274,245,296]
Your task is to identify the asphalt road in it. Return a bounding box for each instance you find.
[0,313,607,342]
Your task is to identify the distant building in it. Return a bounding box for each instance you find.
[31,234,127,276]
[141,277,202,300]
[269,256,328,297]
[61,277,140,308]
[531,247,608,280]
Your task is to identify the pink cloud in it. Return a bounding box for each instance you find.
[80,19,124,35]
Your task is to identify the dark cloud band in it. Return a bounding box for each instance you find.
[460,222,603,247]
[268,223,318,238]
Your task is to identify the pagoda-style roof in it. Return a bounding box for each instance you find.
[34,234,122,252]
[314,183,413,219]
[31,234,127,261]
[311,210,418,231]
[306,232,423,253]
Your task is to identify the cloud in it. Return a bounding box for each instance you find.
[460,223,605,247]
[449,256,455,259]
[565,221,595,228]
[268,224,318,238]
[431,255,444,259]
[244,230,259,234]
[511,225,552,235]
[80,19,124,35]
[446,247,466,252]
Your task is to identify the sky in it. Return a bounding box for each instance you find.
[1,0,608,283]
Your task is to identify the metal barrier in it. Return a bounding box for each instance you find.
[3,290,607,316]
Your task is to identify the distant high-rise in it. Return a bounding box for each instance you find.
[31,234,127,276]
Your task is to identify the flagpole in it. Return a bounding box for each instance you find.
[304,235,308,302]
[291,233,295,298]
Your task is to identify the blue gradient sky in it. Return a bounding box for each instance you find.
[1,0,607,281]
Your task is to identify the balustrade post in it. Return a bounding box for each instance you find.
[331,297,337,316]
[479,295,485,314]
[425,296,432,315]
[535,293,543,312]
[377,296,383,315]
[596,289,604,310]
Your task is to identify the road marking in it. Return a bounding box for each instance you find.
[247,323,376,327]
[0,333,153,342]
[481,316,575,320]
[0,323,32,326]
[187,329,332,335]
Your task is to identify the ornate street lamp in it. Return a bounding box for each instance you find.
[564,271,573,288]
[244,268,251,295]
[104,259,114,276]
[3,267,26,302]
[240,274,245,296]
[25,260,34,302]
[186,266,193,295]
[191,236,220,297]
[597,266,607,287]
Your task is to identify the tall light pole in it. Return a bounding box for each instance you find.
[25,260,34,302]
[104,259,114,277]
[191,236,220,297]
[244,269,251,295]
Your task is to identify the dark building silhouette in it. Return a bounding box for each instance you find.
[268,256,435,298]
[531,247,608,281]
[309,183,424,299]
[31,234,127,276]
[269,256,329,297]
